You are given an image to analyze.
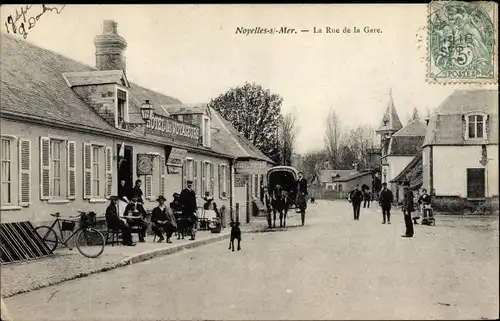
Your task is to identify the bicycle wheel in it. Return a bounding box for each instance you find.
[75,228,105,258]
[34,225,58,253]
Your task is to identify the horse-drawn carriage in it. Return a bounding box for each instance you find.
[267,166,300,209]
[266,166,307,227]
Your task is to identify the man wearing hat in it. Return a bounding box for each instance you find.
[124,195,148,242]
[401,184,415,238]
[180,180,198,240]
[378,182,394,224]
[105,196,135,246]
[151,195,178,243]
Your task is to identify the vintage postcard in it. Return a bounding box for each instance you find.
[0,3,498,321]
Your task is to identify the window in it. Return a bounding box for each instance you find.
[51,140,63,197]
[145,154,165,200]
[183,159,194,189]
[202,116,211,148]
[1,137,32,207]
[201,161,213,195]
[467,114,487,139]
[184,114,193,124]
[218,164,229,198]
[1,138,12,205]
[83,143,111,200]
[254,174,259,198]
[116,88,128,129]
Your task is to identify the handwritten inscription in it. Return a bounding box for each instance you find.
[4,4,67,39]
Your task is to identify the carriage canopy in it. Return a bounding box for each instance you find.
[267,166,300,201]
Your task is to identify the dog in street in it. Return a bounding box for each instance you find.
[229,221,241,251]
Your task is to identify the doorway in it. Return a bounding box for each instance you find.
[118,144,133,194]
[467,168,485,198]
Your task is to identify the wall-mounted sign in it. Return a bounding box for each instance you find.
[137,154,154,176]
[235,160,268,174]
[165,147,188,167]
[146,114,200,143]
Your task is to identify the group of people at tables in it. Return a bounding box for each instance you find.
[105,179,203,246]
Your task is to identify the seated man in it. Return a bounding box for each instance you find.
[105,196,135,246]
[124,195,148,243]
[151,195,177,243]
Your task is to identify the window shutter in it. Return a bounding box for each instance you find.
[182,162,187,189]
[226,166,230,198]
[201,161,206,195]
[145,175,152,200]
[83,143,92,199]
[160,156,165,196]
[218,164,222,198]
[39,137,50,200]
[67,141,76,200]
[193,160,198,194]
[19,138,31,206]
[210,163,215,195]
[105,146,113,198]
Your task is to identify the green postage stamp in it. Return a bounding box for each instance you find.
[428,1,498,83]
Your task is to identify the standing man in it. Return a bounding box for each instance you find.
[379,182,394,224]
[263,186,273,228]
[348,184,364,221]
[180,180,198,240]
[296,171,308,226]
[402,184,415,238]
[362,184,372,208]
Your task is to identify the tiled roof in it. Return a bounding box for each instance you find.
[390,153,423,190]
[318,169,357,183]
[388,135,425,156]
[210,108,274,163]
[333,171,372,182]
[62,70,129,87]
[0,34,267,160]
[167,104,209,115]
[423,90,499,146]
[0,35,181,130]
[376,92,403,133]
[392,119,427,137]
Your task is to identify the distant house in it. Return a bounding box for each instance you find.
[333,170,373,193]
[310,169,357,191]
[422,90,498,202]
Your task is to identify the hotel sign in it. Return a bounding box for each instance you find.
[146,114,200,143]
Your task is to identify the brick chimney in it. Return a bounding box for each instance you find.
[94,20,127,72]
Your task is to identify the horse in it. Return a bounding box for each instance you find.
[271,185,289,228]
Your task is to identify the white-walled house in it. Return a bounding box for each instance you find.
[422,89,498,201]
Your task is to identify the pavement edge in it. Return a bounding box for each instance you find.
[1,224,268,299]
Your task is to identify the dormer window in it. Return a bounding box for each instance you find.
[466,114,487,139]
[116,88,128,129]
[202,115,211,148]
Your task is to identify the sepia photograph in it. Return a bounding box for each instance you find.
[0,3,498,320]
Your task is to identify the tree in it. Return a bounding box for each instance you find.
[338,125,377,169]
[324,108,342,168]
[208,82,284,163]
[280,112,297,166]
[410,107,420,121]
[302,150,328,183]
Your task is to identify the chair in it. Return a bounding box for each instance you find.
[105,229,122,246]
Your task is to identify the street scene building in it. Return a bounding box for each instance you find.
[0,20,273,226]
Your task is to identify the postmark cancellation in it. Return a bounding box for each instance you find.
[427,1,498,84]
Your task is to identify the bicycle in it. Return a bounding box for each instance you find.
[34,211,105,258]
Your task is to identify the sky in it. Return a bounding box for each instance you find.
[1,4,494,153]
